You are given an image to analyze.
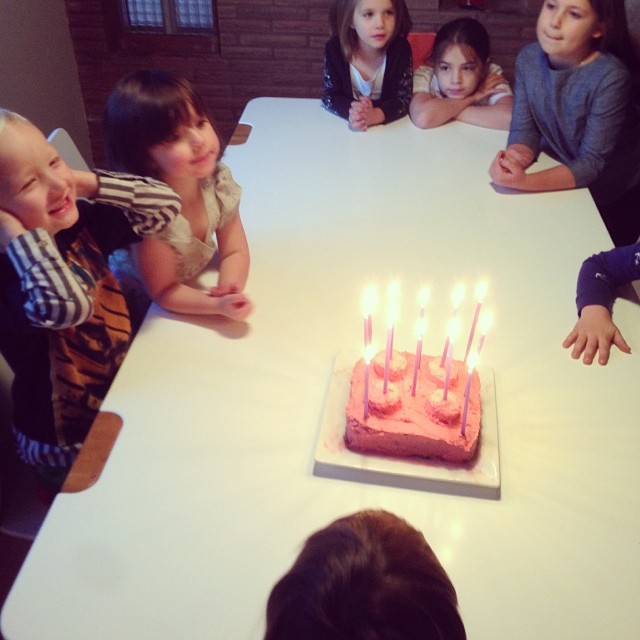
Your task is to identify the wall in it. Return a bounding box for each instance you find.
[65,0,540,167]
[0,0,92,162]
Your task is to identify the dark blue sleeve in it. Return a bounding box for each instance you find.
[321,37,352,120]
[576,242,640,314]
[375,37,412,123]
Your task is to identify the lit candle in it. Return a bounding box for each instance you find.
[476,310,493,356]
[418,286,430,319]
[464,280,488,364]
[363,343,375,420]
[411,317,427,396]
[443,318,460,400]
[440,283,465,367]
[361,284,377,348]
[387,281,400,353]
[460,351,478,436]
[382,303,397,394]
[417,287,429,369]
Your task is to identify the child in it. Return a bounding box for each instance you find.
[104,70,252,320]
[322,0,414,131]
[410,18,513,130]
[563,243,638,365]
[489,0,640,247]
[0,109,180,488]
[264,509,466,640]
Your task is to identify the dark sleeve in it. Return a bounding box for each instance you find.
[374,37,413,124]
[575,243,640,314]
[322,36,353,120]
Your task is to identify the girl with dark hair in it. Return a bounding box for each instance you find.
[264,510,466,640]
[410,17,513,130]
[105,70,252,320]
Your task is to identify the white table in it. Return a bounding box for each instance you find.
[3,98,639,640]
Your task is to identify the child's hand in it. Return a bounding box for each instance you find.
[489,150,524,186]
[0,209,27,252]
[71,170,99,199]
[208,288,253,321]
[473,72,505,102]
[562,304,631,365]
[349,97,370,131]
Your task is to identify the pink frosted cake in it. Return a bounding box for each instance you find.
[345,350,482,463]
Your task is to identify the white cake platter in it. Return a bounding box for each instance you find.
[313,350,500,499]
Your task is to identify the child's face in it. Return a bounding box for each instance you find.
[352,0,397,52]
[536,0,603,68]
[434,45,485,100]
[0,120,79,236]
[148,105,220,185]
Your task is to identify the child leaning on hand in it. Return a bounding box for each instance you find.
[0,109,180,489]
[563,243,640,365]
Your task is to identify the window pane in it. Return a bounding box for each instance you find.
[175,0,213,30]
[124,0,164,28]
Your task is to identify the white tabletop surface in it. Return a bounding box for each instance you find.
[3,98,640,640]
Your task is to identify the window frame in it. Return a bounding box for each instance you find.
[101,0,219,54]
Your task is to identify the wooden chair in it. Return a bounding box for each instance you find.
[408,32,436,70]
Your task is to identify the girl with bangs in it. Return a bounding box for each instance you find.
[105,70,252,321]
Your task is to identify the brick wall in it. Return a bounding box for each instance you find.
[63,0,541,166]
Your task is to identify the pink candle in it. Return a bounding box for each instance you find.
[361,285,377,347]
[411,318,426,396]
[460,352,477,436]
[464,281,488,364]
[440,284,465,367]
[417,287,429,369]
[476,310,493,357]
[363,344,374,420]
[383,321,393,394]
[443,318,459,400]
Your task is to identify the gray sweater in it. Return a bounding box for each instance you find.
[508,43,640,206]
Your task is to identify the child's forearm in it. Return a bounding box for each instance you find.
[456,102,512,131]
[6,229,94,328]
[410,94,474,129]
[218,251,250,291]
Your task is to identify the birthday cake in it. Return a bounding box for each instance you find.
[345,350,482,463]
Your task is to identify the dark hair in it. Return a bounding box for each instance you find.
[583,0,639,70]
[264,510,466,640]
[104,69,212,178]
[329,0,413,61]
[429,17,490,68]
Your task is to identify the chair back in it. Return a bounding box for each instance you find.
[408,32,436,70]
[47,128,90,171]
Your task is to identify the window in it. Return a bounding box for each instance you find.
[122,0,214,35]
[103,0,218,53]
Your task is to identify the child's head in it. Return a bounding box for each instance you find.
[0,109,79,236]
[430,18,491,100]
[264,509,466,640]
[536,0,611,67]
[104,70,219,183]
[330,0,413,61]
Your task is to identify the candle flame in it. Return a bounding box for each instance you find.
[479,309,493,334]
[452,283,465,308]
[474,280,489,302]
[418,286,430,308]
[386,304,398,328]
[362,284,377,317]
[467,350,478,371]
